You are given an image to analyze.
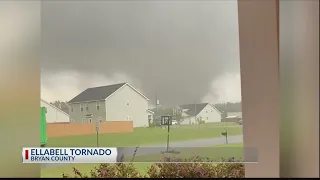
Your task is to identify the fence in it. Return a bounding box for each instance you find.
[47,121,133,137]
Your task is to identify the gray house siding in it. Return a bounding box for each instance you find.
[69,100,106,123]
[106,85,149,127]
[196,104,221,123]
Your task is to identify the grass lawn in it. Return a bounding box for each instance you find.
[41,143,243,178]
[128,143,243,163]
[48,122,242,147]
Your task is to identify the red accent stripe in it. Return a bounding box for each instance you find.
[25,150,29,160]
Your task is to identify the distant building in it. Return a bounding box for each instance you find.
[177,103,222,125]
[68,82,151,128]
[227,112,242,119]
[41,99,69,123]
[225,111,242,123]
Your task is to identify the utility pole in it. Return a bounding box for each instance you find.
[194,100,197,126]
[156,92,158,113]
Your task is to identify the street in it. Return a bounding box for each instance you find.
[41,135,244,168]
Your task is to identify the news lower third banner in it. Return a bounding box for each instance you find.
[22,147,258,163]
[22,148,118,163]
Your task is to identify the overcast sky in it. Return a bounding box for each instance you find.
[41,1,241,107]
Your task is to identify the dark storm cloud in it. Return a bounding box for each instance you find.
[41,1,240,106]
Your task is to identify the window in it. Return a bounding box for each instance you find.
[126,101,130,105]
[71,107,73,112]
[206,117,209,120]
[96,101,100,110]
[89,118,92,123]
[86,105,89,111]
[82,118,85,123]
[80,104,83,112]
[126,116,132,120]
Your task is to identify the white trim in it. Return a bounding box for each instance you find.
[226,115,239,118]
[68,99,106,104]
[105,83,150,102]
[147,109,154,114]
[96,101,100,110]
[80,103,84,111]
[40,99,69,117]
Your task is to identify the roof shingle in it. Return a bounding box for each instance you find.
[178,103,209,116]
[68,83,126,103]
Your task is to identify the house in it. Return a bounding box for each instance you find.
[225,111,242,123]
[41,99,70,123]
[147,109,154,126]
[68,82,150,128]
[177,103,222,125]
[227,112,242,119]
[151,107,178,125]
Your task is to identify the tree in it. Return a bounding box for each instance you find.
[173,109,183,125]
[214,102,242,113]
[196,116,203,127]
[50,101,69,114]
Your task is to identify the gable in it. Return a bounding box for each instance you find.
[68,83,149,103]
[105,83,149,101]
[199,104,216,114]
[178,103,208,116]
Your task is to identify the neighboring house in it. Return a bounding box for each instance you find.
[41,99,69,123]
[147,109,154,125]
[177,103,222,125]
[152,107,177,125]
[227,112,242,119]
[68,82,150,128]
[225,111,242,123]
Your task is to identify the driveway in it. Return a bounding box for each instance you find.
[41,135,243,168]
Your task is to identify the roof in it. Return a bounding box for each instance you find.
[41,99,69,116]
[226,115,238,118]
[227,112,242,118]
[178,103,210,116]
[68,82,149,103]
[178,103,222,116]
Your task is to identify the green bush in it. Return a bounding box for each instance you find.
[63,156,244,178]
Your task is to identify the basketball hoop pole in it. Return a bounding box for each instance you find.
[167,120,170,152]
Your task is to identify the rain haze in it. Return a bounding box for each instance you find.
[41,1,241,107]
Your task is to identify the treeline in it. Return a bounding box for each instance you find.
[50,101,69,114]
[213,102,242,113]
